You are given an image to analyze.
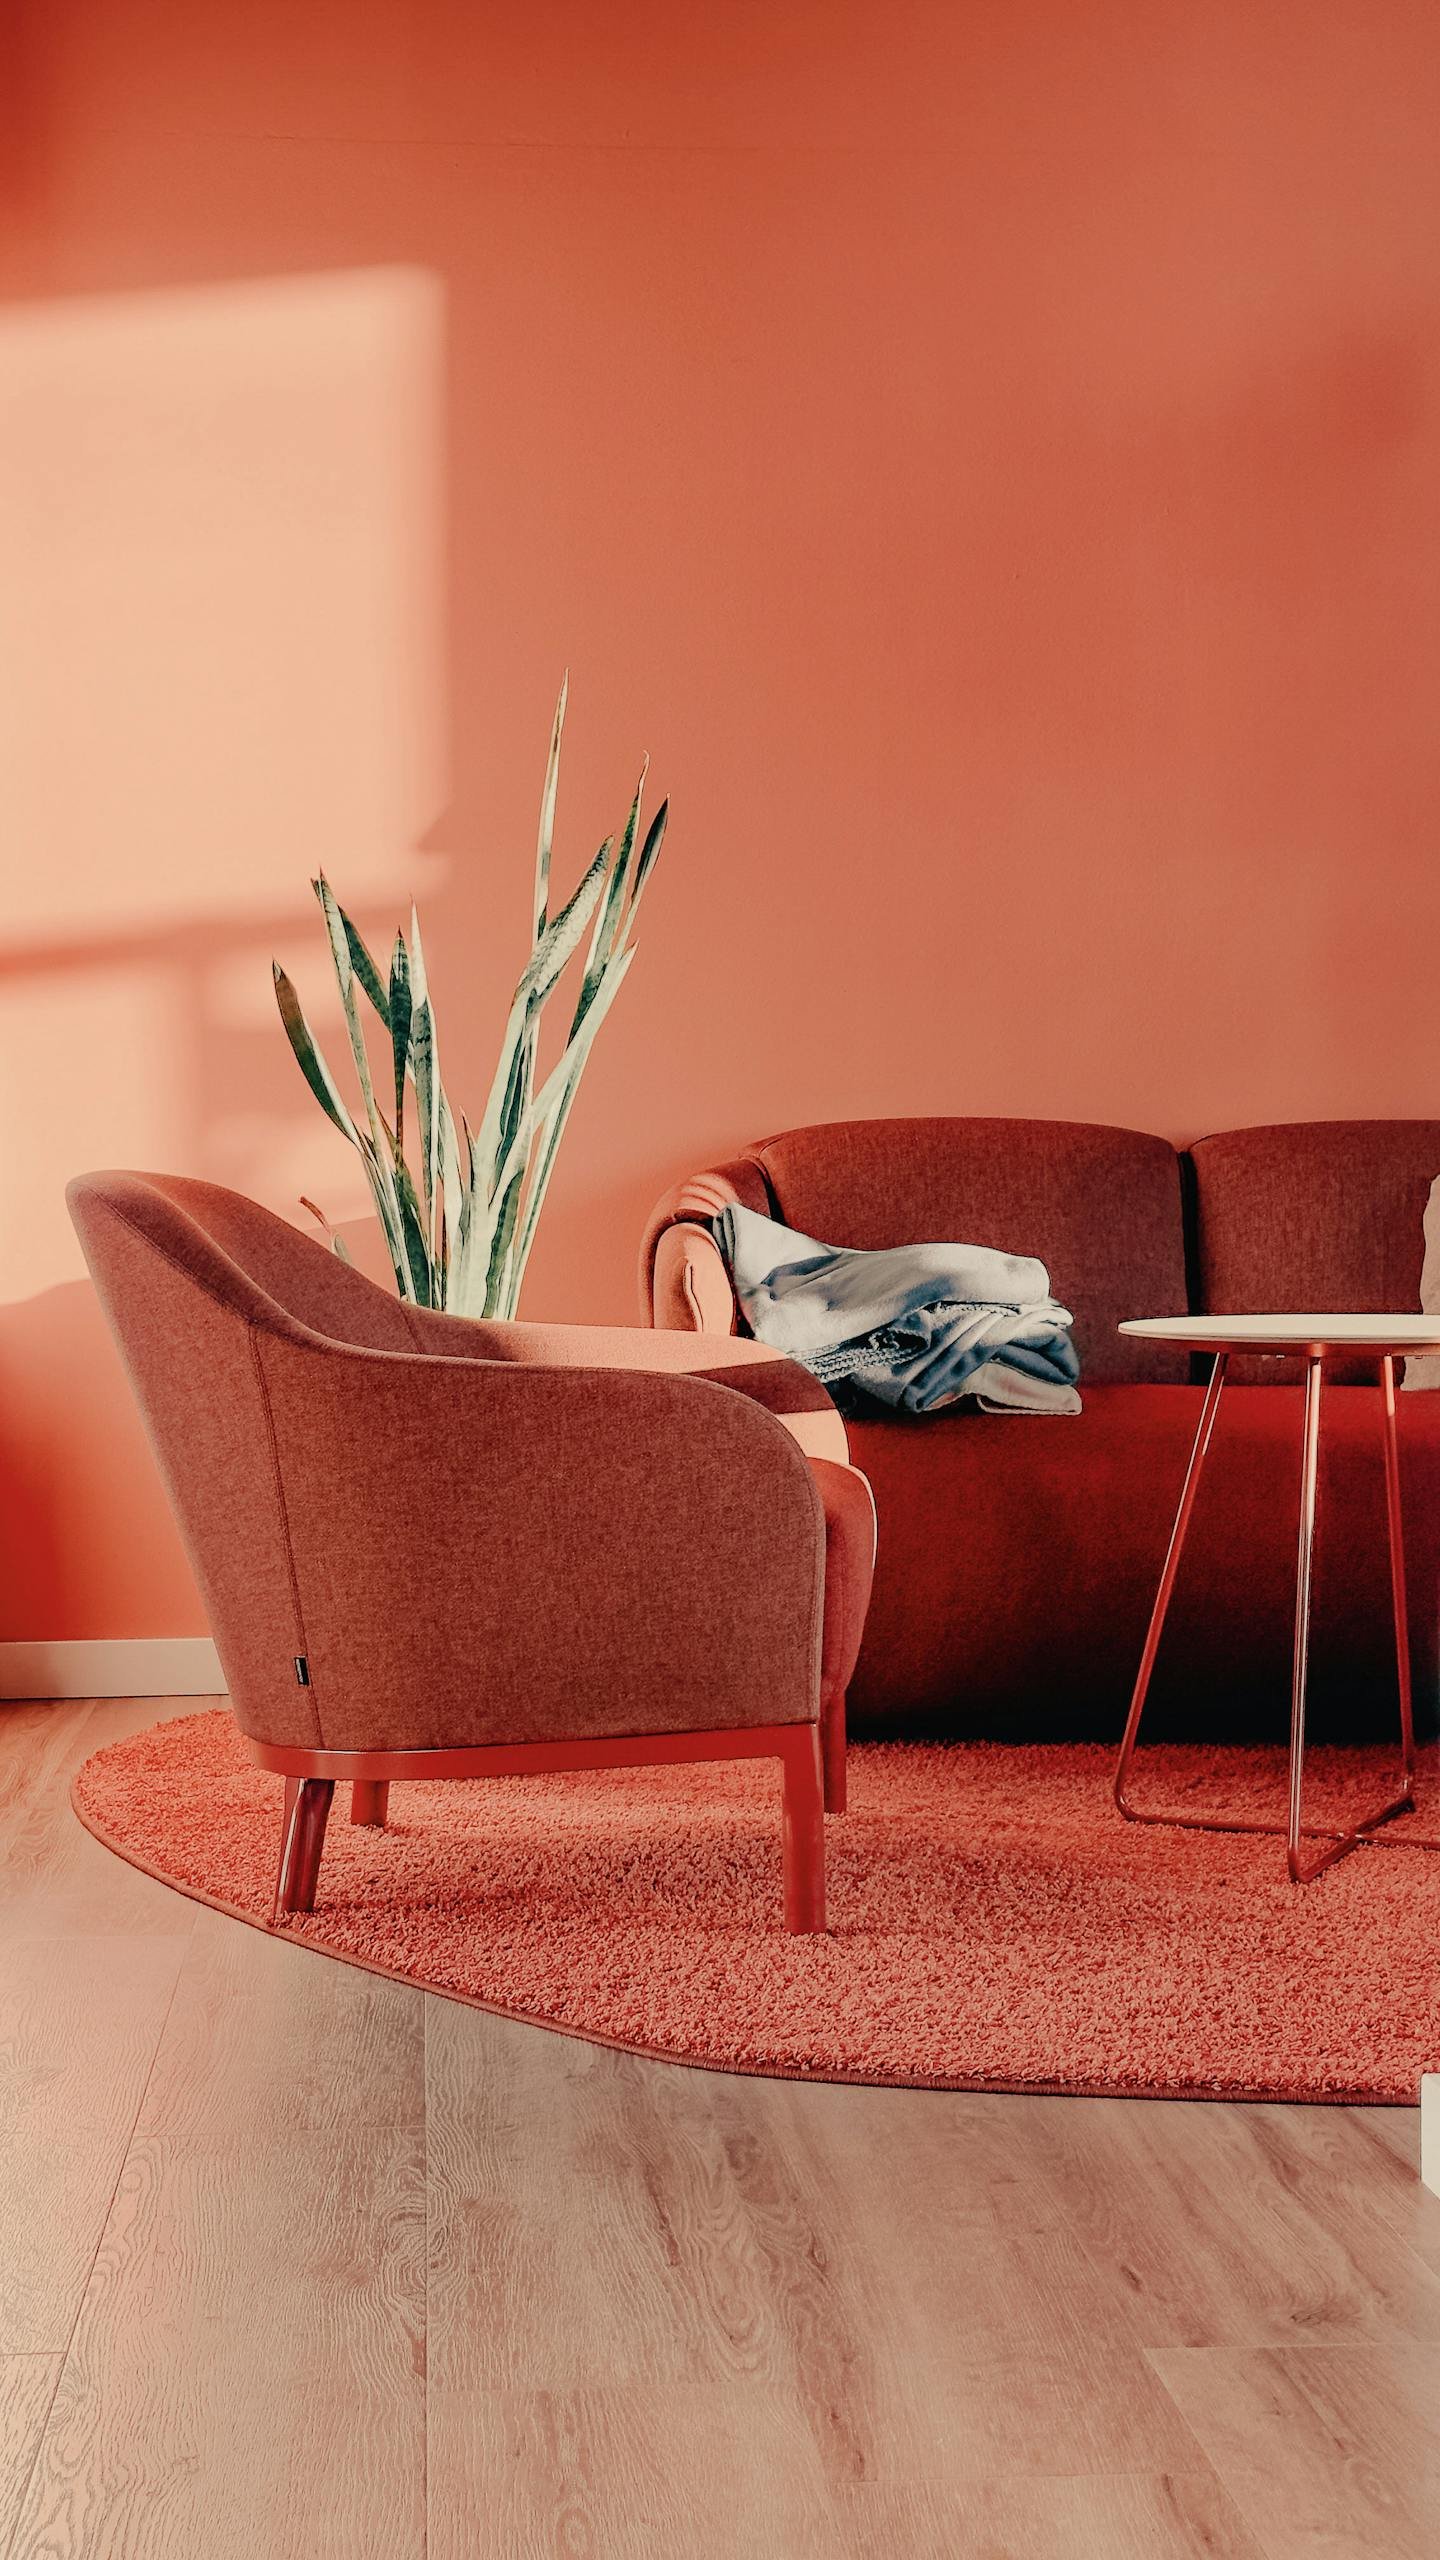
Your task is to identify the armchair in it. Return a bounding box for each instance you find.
[68,1173,875,1934]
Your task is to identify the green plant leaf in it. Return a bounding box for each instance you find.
[513,844,608,1011]
[469,846,607,1215]
[509,944,637,1308]
[507,819,606,1177]
[315,878,411,1276]
[388,1148,435,1304]
[299,1196,355,1266]
[439,1093,464,1261]
[407,903,449,1263]
[411,996,437,1230]
[496,1018,532,1172]
[279,692,665,1317]
[343,1127,414,1300]
[388,932,413,1151]
[631,796,669,906]
[571,777,642,1036]
[484,1157,526,1312]
[533,673,567,941]
[313,875,392,1026]
[273,965,361,1144]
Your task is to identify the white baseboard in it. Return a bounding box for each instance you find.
[0,1638,226,1701]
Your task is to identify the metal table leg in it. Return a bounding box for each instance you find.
[1113,1351,1229,1823]
[1114,1350,1418,1882]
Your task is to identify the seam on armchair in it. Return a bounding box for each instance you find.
[248,1333,323,1747]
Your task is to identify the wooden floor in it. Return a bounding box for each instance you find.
[2,1700,1439,2559]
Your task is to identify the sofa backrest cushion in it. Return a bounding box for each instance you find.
[748,1118,1189,1384]
[1189,1120,1440,1383]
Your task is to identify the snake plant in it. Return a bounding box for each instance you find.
[273,679,668,1316]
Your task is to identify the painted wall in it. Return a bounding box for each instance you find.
[3,0,1438,1639]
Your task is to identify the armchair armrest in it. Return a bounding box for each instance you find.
[809,1456,878,1703]
[254,1331,829,1756]
[405,1304,851,1465]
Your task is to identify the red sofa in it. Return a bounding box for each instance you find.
[642,1119,1440,1743]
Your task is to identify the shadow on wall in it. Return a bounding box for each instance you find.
[0,1276,175,1639]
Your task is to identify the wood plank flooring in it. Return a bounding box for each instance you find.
[2,1697,1438,2558]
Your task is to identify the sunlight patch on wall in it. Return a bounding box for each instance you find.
[0,264,446,1297]
[0,264,446,940]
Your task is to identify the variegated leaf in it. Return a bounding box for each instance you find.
[316,877,409,1259]
[534,673,567,941]
[299,1196,355,1266]
[571,779,641,1037]
[388,933,413,1148]
[508,945,637,1308]
[273,965,361,1144]
[313,874,392,1026]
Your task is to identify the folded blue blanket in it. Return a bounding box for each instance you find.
[715,1205,1082,1416]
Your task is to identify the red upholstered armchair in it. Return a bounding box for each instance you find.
[68,1173,875,1933]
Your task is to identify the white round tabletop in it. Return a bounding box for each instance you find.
[1120,1313,1440,1355]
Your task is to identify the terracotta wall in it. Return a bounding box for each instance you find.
[3,1,1438,1639]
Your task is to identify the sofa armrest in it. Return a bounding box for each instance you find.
[652,1220,739,1335]
[253,1332,829,1756]
[639,1154,773,1330]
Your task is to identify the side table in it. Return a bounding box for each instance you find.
[1114,1315,1440,1884]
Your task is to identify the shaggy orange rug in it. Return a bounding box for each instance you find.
[73,1711,1440,2104]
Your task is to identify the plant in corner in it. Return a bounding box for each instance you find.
[272,678,668,1317]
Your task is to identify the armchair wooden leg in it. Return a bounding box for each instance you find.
[272,1778,334,1922]
[350,1780,390,1828]
[821,1688,847,1814]
[780,1727,827,1934]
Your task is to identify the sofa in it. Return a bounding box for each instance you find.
[642,1119,1440,1743]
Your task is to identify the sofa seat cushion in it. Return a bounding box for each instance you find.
[844,1384,1440,1742]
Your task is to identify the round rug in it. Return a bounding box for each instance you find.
[73,1711,1440,2105]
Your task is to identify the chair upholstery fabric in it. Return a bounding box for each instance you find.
[69,1172,874,1757]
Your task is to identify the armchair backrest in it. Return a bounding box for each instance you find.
[67,1171,432,1745]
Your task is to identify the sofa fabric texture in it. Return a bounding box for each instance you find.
[844,1383,1436,1742]
[68,1172,874,1758]
[1190,1119,1440,1384]
[746,1119,1189,1386]
[644,1118,1440,1740]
